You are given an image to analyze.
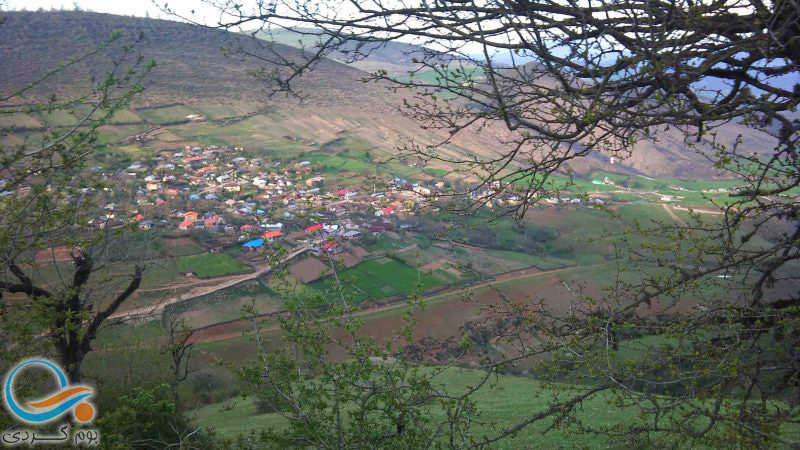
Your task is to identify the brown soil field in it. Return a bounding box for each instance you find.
[34,246,73,263]
[288,257,332,284]
[421,261,444,271]
[334,252,362,268]
[162,237,205,257]
[192,264,604,347]
[349,245,369,258]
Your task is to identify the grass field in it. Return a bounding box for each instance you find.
[170,115,303,153]
[137,104,200,124]
[310,257,445,302]
[308,153,377,175]
[35,109,79,127]
[487,249,575,270]
[195,103,261,120]
[0,112,42,128]
[167,281,283,328]
[95,123,152,145]
[175,252,252,278]
[193,366,643,448]
[423,167,450,177]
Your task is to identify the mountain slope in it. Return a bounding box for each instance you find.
[0,10,392,108]
[0,10,763,179]
[251,27,439,75]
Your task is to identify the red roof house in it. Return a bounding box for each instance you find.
[197,166,217,174]
[304,224,323,233]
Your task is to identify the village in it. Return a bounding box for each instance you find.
[77,143,458,285]
[3,137,676,291]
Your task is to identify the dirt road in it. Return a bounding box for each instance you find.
[672,205,725,216]
[662,204,689,228]
[191,262,608,344]
[110,246,309,321]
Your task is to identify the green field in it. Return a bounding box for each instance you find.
[175,252,252,278]
[487,249,575,270]
[35,109,79,127]
[0,111,42,128]
[310,257,445,302]
[95,123,152,145]
[137,104,200,124]
[393,65,485,99]
[308,153,377,174]
[195,103,261,120]
[193,366,642,448]
[423,167,450,177]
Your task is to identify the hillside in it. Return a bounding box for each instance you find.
[251,26,441,75]
[0,10,767,179]
[0,11,390,107]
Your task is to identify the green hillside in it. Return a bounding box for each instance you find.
[195,366,800,448]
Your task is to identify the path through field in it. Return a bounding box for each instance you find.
[110,246,309,321]
[662,204,688,228]
[191,262,609,344]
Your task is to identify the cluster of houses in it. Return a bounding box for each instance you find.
[84,145,440,253]
[469,180,610,208]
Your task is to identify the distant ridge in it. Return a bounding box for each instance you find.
[0,10,393,108]
[0,10,773,179]
[251,27,449,75]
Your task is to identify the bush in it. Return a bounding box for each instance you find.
[188,366,240,406]
[97,385,227,449]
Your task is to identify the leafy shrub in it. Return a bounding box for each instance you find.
[97,385,227,449]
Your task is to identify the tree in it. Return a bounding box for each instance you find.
[96,384,226,450]
[238,280,479,448]
[161,315,196,406]
[0,28,154,383]
[160,0,800,446]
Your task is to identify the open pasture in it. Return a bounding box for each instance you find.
[175,252,252,278]
[136,104,200,124]
[311,257,445,302]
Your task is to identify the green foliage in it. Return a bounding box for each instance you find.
[97,385,226,449]
[424,212,565,254]
[233,295,478,448]
[240,353,299,414]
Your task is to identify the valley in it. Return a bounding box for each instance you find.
[2,8,799,449]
